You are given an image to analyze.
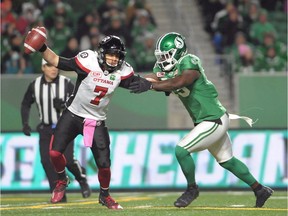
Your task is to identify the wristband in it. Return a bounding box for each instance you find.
[39,44,47,52]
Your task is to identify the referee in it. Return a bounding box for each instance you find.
[21,59,91,202]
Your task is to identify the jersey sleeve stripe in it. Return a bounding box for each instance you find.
[121,71,134,80]
[75,57,90,73]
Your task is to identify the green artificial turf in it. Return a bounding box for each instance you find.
[1,191,287,216]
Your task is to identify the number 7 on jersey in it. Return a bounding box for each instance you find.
[90,85,108,105]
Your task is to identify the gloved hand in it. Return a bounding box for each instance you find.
[53,98,65,112]
[23,124,31,136]
[129,77,152,93]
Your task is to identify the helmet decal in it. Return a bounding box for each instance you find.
[102,35,111,43]
[175,36,184,49]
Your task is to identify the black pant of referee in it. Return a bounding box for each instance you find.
[38,123,91,201]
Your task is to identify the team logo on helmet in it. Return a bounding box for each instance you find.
[102,36,111,43]
[174,36,184,49]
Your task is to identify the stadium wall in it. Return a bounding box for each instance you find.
[1,73,287,131]
[236,73,287,128]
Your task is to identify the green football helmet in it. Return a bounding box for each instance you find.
[155,32,187,72]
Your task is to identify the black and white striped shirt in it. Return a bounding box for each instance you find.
[21,75,74,126]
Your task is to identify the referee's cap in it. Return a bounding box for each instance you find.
[42,59,48,65]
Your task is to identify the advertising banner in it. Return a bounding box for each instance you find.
[1,130,287,191]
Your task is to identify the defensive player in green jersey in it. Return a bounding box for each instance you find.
[129,32,273,208]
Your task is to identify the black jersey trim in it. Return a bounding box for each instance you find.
[75,57,90,73]
[121,71,134,80]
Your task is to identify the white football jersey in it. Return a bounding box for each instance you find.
[68,50,134,120]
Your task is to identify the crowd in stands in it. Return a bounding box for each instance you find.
[2,0,287,75]
[197,0,287,73]
[1,0,157,74]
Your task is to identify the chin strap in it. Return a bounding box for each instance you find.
[228,113,258,127]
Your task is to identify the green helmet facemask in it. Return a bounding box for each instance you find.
[155,32,187,72]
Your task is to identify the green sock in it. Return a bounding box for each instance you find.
[175,146,196,185]
[220,156,257,186]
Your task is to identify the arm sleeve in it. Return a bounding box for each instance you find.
[21,82,35,125]
[57,57,78,71]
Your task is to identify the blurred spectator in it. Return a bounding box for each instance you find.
[249,9,277,44]
[1,0,17,34]
[237,0,253,15]
[254,46,287,72]
[97,0,120,18]
[213,6,244,53]
[89,29,105,51]
[49,16,72,54]
[227,32,255,73]
[1,22,18,58]
[218,8,244,48]
[88,34,101,51]
[133,32,156,72]
[97,0,126,31]
[43,0,74,29]
[210,1,236,36]
[131,9,156,39]
[238,46,255,73]
[197,0,225,35]
[15,2,41,35]
[125,0,156,30]
[241,1,260,37]
[102,14,132,48]
[79,25,103,50]
[75,10,101,44]
[255,32,287,62]
[60,37,80,58]
[1,32,33,74]
[211,2,237,53]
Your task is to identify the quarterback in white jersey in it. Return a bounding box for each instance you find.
[34,35,146,209]
[69,49,133,121]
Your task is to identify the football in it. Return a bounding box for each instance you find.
[24,27,47,54]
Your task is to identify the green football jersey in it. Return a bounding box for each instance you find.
[153,54,226,123]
